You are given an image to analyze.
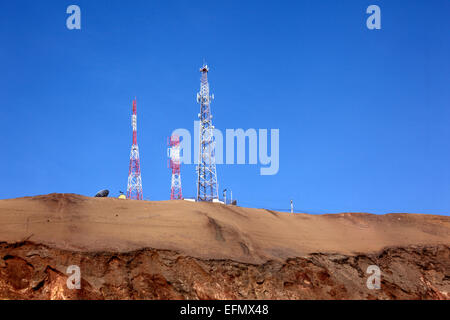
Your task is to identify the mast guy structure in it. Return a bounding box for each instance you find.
[196,64,219,201]
[127,98,143,200]
[168,135,183,200]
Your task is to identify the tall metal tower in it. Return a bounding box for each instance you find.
[168,135,183,200]
[127,98,143,200]
[196,64,219,201]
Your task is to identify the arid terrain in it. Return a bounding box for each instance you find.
[0,193,449,299]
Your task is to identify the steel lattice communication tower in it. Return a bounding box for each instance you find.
[127,98,143,200]
[168,135,183,200]
[196,64,219,201]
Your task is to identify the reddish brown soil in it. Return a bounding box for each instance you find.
[0,194,448,300]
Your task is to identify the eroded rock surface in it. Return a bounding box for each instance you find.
[0,242,448,300]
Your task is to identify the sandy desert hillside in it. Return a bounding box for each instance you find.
[0,193,449,299]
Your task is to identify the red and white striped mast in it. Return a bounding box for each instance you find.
[127,98,143,200]
[168,135,182,200]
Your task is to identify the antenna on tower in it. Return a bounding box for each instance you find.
[168,135,183,200]
[196,63,219,202]
[127,98,143,200]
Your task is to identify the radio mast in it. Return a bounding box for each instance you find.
[196,64,219,201]
[127,98,143,200]
[168,135,183,200]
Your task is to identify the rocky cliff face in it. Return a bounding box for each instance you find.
[1,241,448,300]
[1,194,449,300]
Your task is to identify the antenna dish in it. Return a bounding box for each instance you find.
[95,189,109,198]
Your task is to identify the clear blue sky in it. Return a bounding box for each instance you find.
[0,0,449,214]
